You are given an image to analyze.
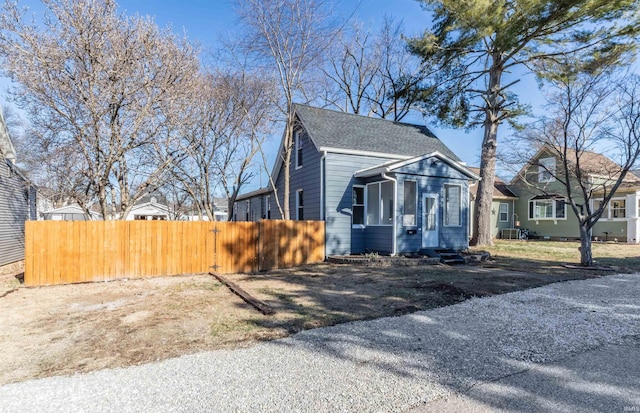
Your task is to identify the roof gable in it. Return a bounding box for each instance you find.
[510,144,640,186]
[355,152,479,180]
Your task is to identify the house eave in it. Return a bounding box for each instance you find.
[354,151,480,180]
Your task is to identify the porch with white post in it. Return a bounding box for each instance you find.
[626,192,640,244]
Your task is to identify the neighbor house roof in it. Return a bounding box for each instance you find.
[468,167,518,200]
[294,104,461,161]
[511,145,640,186]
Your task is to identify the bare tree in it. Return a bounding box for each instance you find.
[506,61,640,266]
[167,68,274,221]
[234,0,339,219]
[0,0,200,218]
[323,18,428,121]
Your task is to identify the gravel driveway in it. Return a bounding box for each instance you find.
[1,273,639,413]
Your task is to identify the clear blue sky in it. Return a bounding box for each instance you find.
[0,0,565,190]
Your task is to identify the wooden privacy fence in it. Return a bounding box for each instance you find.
[24,220,325,286]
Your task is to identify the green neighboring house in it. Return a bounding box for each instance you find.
[468,167,519,239]
[506,146,640,243]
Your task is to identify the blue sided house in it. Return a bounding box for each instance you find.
[234,104,479,256]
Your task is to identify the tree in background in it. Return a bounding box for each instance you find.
[322,18,428,121]
[234,0,339,219]
[167,68,274,221]
[0,0,200,218]
[408,0,640,246]
[506,59,640,266]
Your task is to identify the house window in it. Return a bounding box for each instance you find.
[295,132,303,169]
[366,181,394,226]
[538,157,556,183]
[528,196,566,220]
[444,184,461,226]
[233,203,237,221]
[593,198,627,219]
[612,199,626,218]
[246,200,250,221]
[296,189,304,220]
[403,180,417,227]
[499,203,508,222]
[352,186,365,226]
[266,195,271,219]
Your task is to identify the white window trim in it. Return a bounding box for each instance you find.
[352,185,365,229]
[296,189,304,221]
[295,132,303,170]
[443,183,463,227]
[499,202,509,222]
[528,197,567,221]
[538,157,556,183]
[593,197,627,220]
[403,180,418,227]
[365,181,394,227]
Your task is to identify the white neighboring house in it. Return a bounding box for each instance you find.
[42,204,102,221]
[124,197,171,221]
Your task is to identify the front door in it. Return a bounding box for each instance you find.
[422,194,438,248]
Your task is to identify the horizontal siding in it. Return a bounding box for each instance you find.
[364,226,393,254]
[0,160,31,266]
[395,174,470,252]
[325,153,392,255]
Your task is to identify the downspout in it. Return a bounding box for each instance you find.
[320,151,326,221]
[382,173,397,256]
[320,151,327,258]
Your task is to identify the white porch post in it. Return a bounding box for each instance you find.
[626,192,640,244]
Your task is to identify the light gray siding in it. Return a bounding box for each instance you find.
[0,159,34,266]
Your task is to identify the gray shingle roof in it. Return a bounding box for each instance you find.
[294,104,460,161]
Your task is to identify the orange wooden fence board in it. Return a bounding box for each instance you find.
[24,220,325,286]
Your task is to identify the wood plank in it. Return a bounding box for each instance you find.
[210,272,275,315]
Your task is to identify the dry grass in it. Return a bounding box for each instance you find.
[1,240,638,386]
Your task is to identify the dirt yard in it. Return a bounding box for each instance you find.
[1,240,638,386]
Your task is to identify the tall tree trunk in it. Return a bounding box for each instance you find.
[282,115,293,220]
[472,54,502,246]
[579,224,594,266]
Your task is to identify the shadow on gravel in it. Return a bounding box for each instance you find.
[263,273,640,412]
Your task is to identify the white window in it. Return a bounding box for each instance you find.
[538,157,556,183]
[295,132,303,169]
[352,186,365,226]
[403,180,417,227]
[595,198,627,219]
[499,203,508,222]
[612,199,626,218]
[444,184,461,226]
[296,189,304,220]
[366,181,394,226]
[528,197,566,220]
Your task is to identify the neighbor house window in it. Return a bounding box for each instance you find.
[612,199,626,218]
[538,157,556,183]
[295,132,303,169]
[528,196,566,220]
[366,181,394,226]
[403,180,417,227]
[595,198,627,219]
[352,185,365,226]
[296,190,304,220]
[499,203,508,222]
[246,200,250,221]
[444,184,461,226]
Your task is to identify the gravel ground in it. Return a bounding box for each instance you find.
[1,273,639,413]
